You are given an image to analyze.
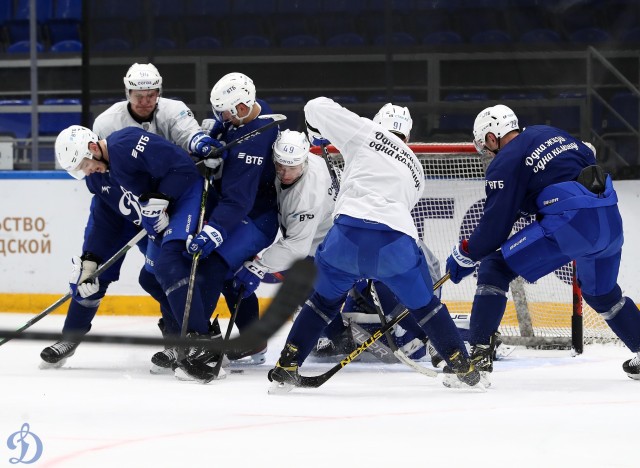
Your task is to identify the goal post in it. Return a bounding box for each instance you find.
[312,143,618,349]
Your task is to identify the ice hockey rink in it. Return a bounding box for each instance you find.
[1,312,638,468]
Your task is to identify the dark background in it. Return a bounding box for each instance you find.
[0,0,638,177]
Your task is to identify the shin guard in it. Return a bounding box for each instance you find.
[469,284,508,346]
[412,297,467,360]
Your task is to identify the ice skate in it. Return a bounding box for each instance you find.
[442,350,486,391]
[310,325,356,360]
[227,344,268,366]
[427,339,444,368]
[468,332,501,387]
[174,358,227,382]
[622,353,640,380]
[173,321,227,383]
[150,347,178,374]
[268,343,301,395]
[39,341,79,369]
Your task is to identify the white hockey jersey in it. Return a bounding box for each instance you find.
[92,98,201,152]
[304,97,424,240]
[255,154,336,273]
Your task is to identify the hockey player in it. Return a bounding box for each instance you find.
[52,125,223,374]
[313,103,437,361]
[40,63,221,370]
[446,104,640,382]
[93,62,219,158]
[231,129,338,359]
[232,129,335,298]
[176,72,280,378]
[268,97,484,393]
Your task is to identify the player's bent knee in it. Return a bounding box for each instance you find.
[307,291,344,323]
[476,252,517,291]
[410,295,445,327]
[475,283,508,298]
[582,284,622,313]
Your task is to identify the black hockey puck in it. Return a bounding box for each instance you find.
[230,369,245,374]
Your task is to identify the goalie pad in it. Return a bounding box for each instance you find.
[343,280,427,360]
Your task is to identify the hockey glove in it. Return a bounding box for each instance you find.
[189,131,226,159]
[445,240,477,284]
[305,119,330,147]
[233,260,266,298]
[139,193,171,234]
[69,254,100,298]
[186,223,225,259]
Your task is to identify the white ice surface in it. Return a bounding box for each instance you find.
[1,313,638,468]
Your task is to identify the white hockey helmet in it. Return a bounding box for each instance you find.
[209,72,256,121]
[273,130,310,166]
[55,125,98,180]
[123,63,162,100]
[373,103,413,140]
[472,104,519,154]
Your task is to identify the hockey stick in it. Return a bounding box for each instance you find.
[181,114,287,356]
[319,143,341,195]
[349,321,398,364]
[195,114,287,166]
[0,229,148,348]
[206,288,244,382]
[297,272,449,388]
[0,258,316,353]
[367,281,437,378]
[179,174,211,359]
[298,309,411,388]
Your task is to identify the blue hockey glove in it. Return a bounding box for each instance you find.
[233,260,266,298]
[305,119,330,147]
[186,223,225,259]
[189,131,225,159]
[139,193,170,235]
[69,254,100,298]
[446,240,477,284]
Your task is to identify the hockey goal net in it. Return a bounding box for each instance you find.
[315,143,619,349]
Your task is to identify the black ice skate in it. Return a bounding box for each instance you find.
[40,341,80,368]
[469,331,501,386]
[150,347,179,374]
[426,339,444,368]
[311,324,356,360]
[268,343,301,394]
[442,350,485,390]
[622,354,640,380]
[150,318,179,374]
[174,319,227,383]
[227,343,268,366]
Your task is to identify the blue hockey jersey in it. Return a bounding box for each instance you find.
[467,125,596,261]
[79,171,145,280]
[208,99,278,237]
[105,127,200,202]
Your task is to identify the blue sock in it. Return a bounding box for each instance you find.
[601,298,640,352]
[286,292,343,364]
[469,293,507,345]
[62,280,111,336]
[412,298,467,360]
[155,241,210,334]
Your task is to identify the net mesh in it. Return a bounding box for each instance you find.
[320,143,618,346]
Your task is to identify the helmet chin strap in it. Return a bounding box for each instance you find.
[96,141,110,170]
[493,136,502,155]
[234,102,260,125]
